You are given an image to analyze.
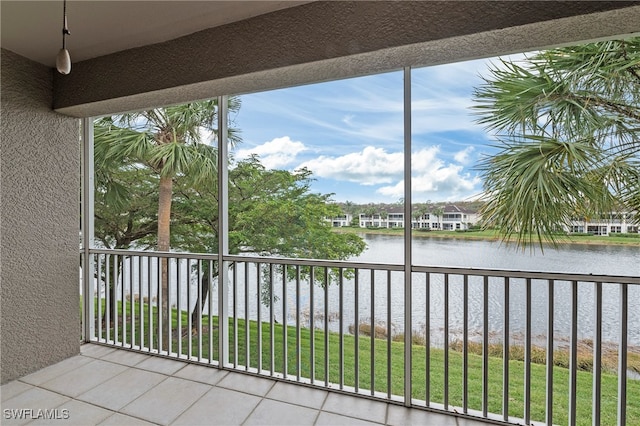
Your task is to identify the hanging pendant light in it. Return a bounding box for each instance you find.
[56,0,71,74]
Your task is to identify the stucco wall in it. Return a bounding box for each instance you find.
[1,49,80,384]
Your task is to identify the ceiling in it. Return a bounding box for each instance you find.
[0,1,310,67]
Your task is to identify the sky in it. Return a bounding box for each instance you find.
[229,56,517,204]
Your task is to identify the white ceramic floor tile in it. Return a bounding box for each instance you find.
[27,399,112,425]
[98,413,156,425]
[216,373,275,396]
[265,381,328,409]
[170,387,261,425]
[244,399,319,425]
[38,360,128,398]
[172,363,227,385]
[19,356,93,386]
[386,404,457,425]
[77,368,166,411]
[315,411,382,425]
[1,381,33,402]
[80,344,116,359]
[456,416,494,426]
[100,350,151,366]
[322,393,388,424]
[120,376,210,425]
[135,356,186,375]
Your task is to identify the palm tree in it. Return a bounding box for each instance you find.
[473,38,640,247]
[95,98,241,348]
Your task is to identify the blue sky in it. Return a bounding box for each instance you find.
[230,56,513,204]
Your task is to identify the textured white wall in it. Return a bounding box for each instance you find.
[1,49,80,384]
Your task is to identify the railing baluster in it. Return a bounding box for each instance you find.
[310,266,315,384]
[503,276,510,422]
[370,268,375,396]
[463,274,468,413]
[546,279,554,425]
[156,255,162,353]
[138,256,143,350]
[167,257,173,355]
[187,259,192,359]
[147,256,152,352]
[524,278,532,425]
[257,263,262,373]
[283,264,288,377]
[106,254,111,343]
[425,272,430,406]
[444,273,449,410]
[339,267,344,389]
[233,262,238,369]
[121,255,125,347]
[177,258,182,356]
[324,267,329,387]
[97,254,102,342]
[354,268,360,393]
[387,270,392,399]
[569,280,578,426]
[618,283,628,426]
[135,255,140,347]
[483,275,489,417]
[197,259,202,361]
[296,265,301,381]
[245,262,250,371]
[208,259,214,364]
[593,281,602,426]
[129,255,134,347]
[270,263,275,376]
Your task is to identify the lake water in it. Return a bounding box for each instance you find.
[347,234,640,347]
[108,234,639,348]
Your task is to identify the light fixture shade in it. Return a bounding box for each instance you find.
[56,48,71,74]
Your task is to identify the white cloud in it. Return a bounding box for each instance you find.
[298,146,403,185]
[298,145,481,201]
[454,146,475,164]
[376,146,481,200]
[235,136,307,169]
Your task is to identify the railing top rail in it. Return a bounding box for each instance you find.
[86,248,640,284]
[411,265,640,284]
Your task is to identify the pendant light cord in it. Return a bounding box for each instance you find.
[61,0,70,49]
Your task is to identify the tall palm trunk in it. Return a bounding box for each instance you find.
[102,255,122,327]
[158,175,173,351]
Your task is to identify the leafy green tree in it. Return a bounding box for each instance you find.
[175,156,366,329]
[94,99,240,346]
[93,158,160,323]
[474,38,640,247]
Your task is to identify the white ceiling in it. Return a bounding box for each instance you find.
[0,1,310,67]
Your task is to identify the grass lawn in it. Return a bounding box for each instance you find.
[332,227,640,246]
[94,301,638,425]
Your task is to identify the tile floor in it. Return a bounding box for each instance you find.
[1,344,493,425]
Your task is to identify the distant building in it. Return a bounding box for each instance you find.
[329,214,352,227]
[564,212,639,235]
[355,205,480,230]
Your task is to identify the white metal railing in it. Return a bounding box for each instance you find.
[82,248,639,425]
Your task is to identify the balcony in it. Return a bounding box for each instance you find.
[11,249,640,425]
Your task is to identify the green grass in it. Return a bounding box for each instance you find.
[333,227,640,246]
[93,300,639,425]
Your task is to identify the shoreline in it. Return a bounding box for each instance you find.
[332,227,640,247]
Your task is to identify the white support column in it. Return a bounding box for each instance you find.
[217,96,230,366]
[403,66,413,405]
[82,117,95,342]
